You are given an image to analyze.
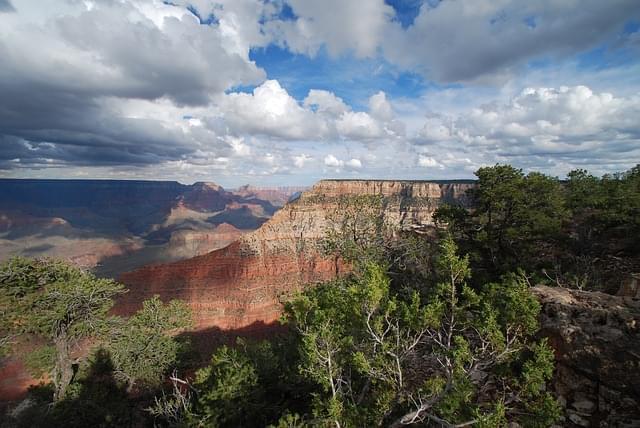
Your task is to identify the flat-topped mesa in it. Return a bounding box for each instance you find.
[119,179,475,331]
[308,179,475,198]
[240,179,475,255]
[308,179,474,222]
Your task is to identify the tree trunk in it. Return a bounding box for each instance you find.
[53,333,74,402]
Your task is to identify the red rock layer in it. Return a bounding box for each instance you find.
[0,359,42,401]
[118,241,339,330]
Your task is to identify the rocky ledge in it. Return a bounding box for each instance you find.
[532,285,640,427]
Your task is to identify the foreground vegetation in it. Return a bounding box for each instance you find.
[1,164,638,427]
[0,258,191,426]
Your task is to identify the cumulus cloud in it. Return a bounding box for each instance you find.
[324,154,362,170]
[324,154,342,168]
[227,137,252,157]
[220,80,327,140]
[267,0,639,83]
[292,154,312,168]
[334,92,403,141]
[335,112,383,140]
[267,0,394,58]
[368,91,393,121]
[414,85,640,174]
[346,158,362,169]
[303,90,349,116]
[221,82,402,142]
[417,155,444,169]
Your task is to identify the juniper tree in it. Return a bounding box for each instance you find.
[107,295,192,391]
[0,257,125,401]
[283,236,560,427]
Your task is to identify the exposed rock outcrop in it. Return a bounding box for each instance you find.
[618,273,640,299]
[119,180,475,331]
[532,285,640,427]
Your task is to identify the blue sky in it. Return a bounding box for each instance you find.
[0,0,639,186]
[248,45,431,109]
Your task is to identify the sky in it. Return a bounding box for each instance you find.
[0,0,639,187]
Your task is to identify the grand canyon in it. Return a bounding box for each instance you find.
[2,1,640,425]
[119,179,475,331]
[0,179,305,276]
[1,179,476,399]
[2,177,639,427]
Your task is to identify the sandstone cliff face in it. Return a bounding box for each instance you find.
[532,286,640,428]
[119,180,475,331]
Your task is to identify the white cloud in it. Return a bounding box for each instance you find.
[303,89,349,116]
[292,153,312,168]
[221,82,403,142]
[324,154,343,167]
[323,154,362,170]
[228,137,252,157]
[413,85,640,175]
[267,0,394,58]
[336,111,383,140]
[368,91,393,121]
[346,158,362,169]
[417,116,455,143]
[417,155,443,169]
[219,80,328,139]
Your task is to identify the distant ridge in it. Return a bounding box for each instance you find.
[319,178,477,184]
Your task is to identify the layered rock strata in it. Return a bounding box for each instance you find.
[532,285,640,427]
[119,180,475,330]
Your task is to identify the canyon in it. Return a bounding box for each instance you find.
[119,179,476,331]
[2,178,639,427]
[0,179,302,276]
[117,179,640,426]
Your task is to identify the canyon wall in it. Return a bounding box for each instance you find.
[119,179,475,331]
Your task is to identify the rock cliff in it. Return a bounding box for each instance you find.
[119,179,475,331]
[532,285,640,427]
